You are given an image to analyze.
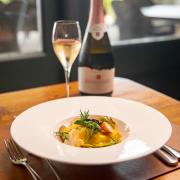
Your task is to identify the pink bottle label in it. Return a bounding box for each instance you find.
[78,67,115,94]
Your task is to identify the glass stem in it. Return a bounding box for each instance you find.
[64,69,70,97]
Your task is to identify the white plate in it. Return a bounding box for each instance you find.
[11,96,171,165]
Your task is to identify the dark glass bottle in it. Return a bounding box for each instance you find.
[78,0,115,96]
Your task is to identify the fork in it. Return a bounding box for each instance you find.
[4,139,41,180]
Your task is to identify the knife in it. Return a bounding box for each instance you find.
[154,148,178,166]
[162,145,180,160]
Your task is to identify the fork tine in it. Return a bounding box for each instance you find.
[4,139,13,160]
[4,139,14,160]
[9,139,24,159]
[6,139,18,160]
[8,139,23,161]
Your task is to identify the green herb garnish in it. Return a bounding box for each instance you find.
[80,110,89,120]
[100,116,115,127]
[75,119,100,131]
[54,131,69,141]
[74,110,101,139]
[100,117,109,123]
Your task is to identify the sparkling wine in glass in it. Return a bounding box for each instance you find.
[52,20,81,97]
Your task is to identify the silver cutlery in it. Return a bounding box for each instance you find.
[4,139,41,180]
[154,148,178,166]
[162,145,180,160]
[46,159,61,180]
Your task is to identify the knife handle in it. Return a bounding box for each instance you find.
[154,149,178,166]
[162,145,180,159]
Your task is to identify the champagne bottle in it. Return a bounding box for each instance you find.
[78,0,115,96]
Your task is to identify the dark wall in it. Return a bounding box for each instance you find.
[113,39,180,100]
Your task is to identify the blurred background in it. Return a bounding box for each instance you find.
[0,0,180,100]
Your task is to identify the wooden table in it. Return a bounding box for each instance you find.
[0,78,180,180]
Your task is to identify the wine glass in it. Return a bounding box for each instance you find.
[52,20,81,97]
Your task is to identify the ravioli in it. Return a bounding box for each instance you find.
[55,111,122,148]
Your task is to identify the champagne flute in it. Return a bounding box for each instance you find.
[52,20,81,97]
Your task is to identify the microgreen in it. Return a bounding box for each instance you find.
[74,110,101,139]
[80,110,89,120]
[54,131,69,141]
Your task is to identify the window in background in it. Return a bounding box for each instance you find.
[0,0,42,61]
[104,0,180,44]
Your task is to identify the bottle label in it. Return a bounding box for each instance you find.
[90,23,106,40]
[78,67,115,94]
